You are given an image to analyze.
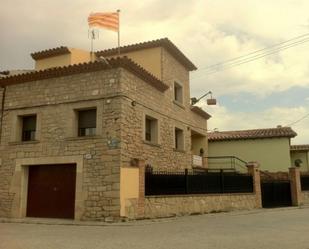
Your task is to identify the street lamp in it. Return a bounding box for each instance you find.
[191,91,217,106]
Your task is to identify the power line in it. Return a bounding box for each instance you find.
[192,37,309,78]
[205,37,309,73]
[192,33,309,79]
[198,32,309,71]
[286,112,309,127]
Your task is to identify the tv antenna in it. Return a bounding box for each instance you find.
[88,29,99,61]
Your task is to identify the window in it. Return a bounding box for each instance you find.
[175,127,184,150]
[22,115,36,141]
[78,109,96,136]
[145,115,158,143]
[174,82,183,104]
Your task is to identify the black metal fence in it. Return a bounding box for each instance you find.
[145,167,253,196]
[301,175,309,191]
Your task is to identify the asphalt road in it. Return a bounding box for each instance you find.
[1,207,309,249]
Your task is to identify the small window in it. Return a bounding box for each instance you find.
[175,127,184,150]
[22,115,36,141]
[174,82,183,104]
[78,109,96,136]
[145,115,158,143]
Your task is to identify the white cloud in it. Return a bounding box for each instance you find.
[0,0,309,143]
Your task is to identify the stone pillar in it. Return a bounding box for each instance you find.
[247,161,262,208]
[202,157,208,169]
[289,167,302,206]
[137,159,145,218]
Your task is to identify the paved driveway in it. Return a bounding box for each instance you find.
[1,207,309,249]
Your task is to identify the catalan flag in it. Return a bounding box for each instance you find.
[88,12,119,32]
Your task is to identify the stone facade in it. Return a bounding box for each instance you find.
[0,41,208,220]
[119,50,207,170]
[0,69,123,220]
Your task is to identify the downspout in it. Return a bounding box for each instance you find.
[0,86,6,143]
[306,151,309,171]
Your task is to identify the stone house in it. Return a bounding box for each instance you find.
[208,127,297,172]
[0,38,210,221]
[290,144,309,171]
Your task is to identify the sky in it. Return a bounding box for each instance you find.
[0,0,309,144]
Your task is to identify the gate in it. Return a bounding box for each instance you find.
[260,171,292,208]
[261,180,292,208]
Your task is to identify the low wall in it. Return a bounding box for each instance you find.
[122,161,262,220]
[301,191,309,205]
[144,193,257,218]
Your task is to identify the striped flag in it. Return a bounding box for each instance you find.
[88,12,119,32]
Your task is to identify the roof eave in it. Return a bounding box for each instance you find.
[191,106,211,120]
[0,57,169,93]
[95,38,197,71]
[208,135,296,142]
[31,46,71,60]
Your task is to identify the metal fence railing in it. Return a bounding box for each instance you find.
[145,166,253,196]
[301,175,309,191]
[205,156,248,173]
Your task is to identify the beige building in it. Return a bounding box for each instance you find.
[0,38,210,221]
[208,127,297,172]
[290,145,309,171]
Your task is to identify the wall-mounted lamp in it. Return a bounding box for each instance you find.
[191,91,217,106]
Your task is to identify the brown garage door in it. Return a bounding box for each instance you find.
[26,164,76,219]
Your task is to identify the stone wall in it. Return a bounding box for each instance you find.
[119,55,207,171]
[0,69,123,220]
[143,194,257,218]
[0,192,15,217]
[0,48,209,220]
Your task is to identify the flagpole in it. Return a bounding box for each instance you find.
[117,9,120,56]
[89,29,96,62]
[91,30,94,62]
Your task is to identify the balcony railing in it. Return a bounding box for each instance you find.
[205,156,248,173]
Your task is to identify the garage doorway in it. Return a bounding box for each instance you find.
[26,164,76,219]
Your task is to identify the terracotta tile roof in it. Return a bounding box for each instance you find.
[96,38,197,71]
[0,57,169,92]
[0,70,34,78]
[31,46,71,60]
[290,144,309,151]
[208,127,297,142]
[190,106,211,120]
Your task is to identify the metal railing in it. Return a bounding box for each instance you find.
[145,166,253,196]
[205,156,248,173]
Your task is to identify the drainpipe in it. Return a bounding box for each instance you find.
[0,86,6,143]
[307,151,309,171]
